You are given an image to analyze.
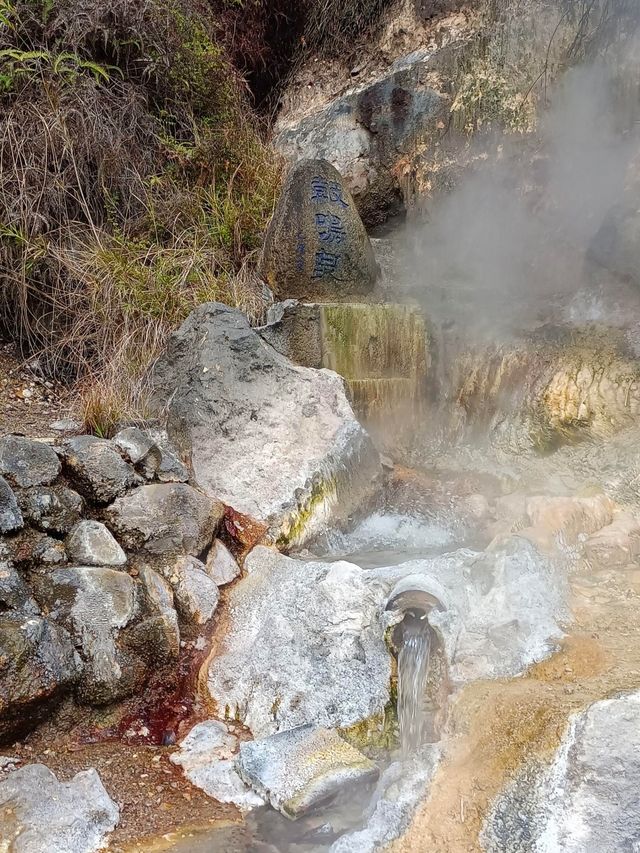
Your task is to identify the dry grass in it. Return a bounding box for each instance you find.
[0,0,281,435]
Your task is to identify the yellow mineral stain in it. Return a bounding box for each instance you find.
[389,562,640,853]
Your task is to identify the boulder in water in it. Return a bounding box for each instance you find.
[236,724,379,819]
[150,303,381,548]
[0,764,119,853]
[260,159,378,299]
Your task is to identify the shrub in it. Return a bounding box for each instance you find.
[0,0,281,433]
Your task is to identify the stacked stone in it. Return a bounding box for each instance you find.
[0,429,241,744]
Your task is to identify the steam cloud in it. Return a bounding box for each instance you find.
[401,10,640,341]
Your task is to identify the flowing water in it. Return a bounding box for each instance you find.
[397,615,432,757]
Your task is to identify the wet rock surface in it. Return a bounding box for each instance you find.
[237,725,379,819]
[208,530,567,742]
[105,483,223,557]
[483,691,640,853]
[150,303,381,547]
[260,159,378,299]
[208,546,393,737]
[0,763,119,853]
[61,435,137,503]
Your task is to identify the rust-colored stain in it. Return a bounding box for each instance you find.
[389,567,640,853]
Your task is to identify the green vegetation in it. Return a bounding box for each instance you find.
[0,0,281,435]
[0,0,399,435]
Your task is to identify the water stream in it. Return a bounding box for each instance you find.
[397,614,432,757]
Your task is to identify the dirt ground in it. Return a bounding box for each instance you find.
[2,708,242,852]
[0,340,76,438]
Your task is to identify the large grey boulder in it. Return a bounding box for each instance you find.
[0,616,79,742]
[150,303,381,548]
[260,159,378,299]
[17,484,83,534]
[60,435,137,504]
[207,546,392,738]
[0,436,61,488]
[66,520,126,567]
[275,50,449,226]
[105,483,223,557]
[0,764,119,853]
[0,475,23,533]
[236,725,378,819]
[483,690,640,853]
[208,536,566,738]
[32,566,141,705]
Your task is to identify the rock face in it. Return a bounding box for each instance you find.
[260,159,378,299]
[150,303,381,548]
[66,520,127,567]
[236,725,379,819]
[275,53,449,226]
[0,616,79,742]
[0,475,23,533]
[483,691,640,853]
[105,483,223,557]
[208,536,566,739]
[32,566,140,705]
[61,435,137,504]
[0,764,119,853]
[170,720,264,810]
[0,436,61,488]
